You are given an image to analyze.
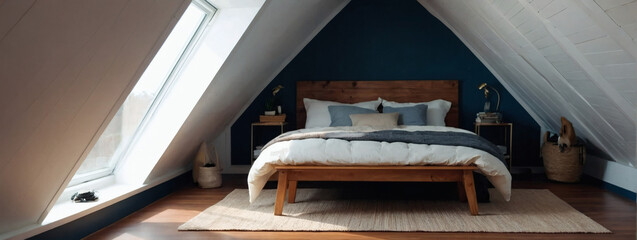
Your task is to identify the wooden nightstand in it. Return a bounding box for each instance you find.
[251,122,287,164]
[474,122,513,170]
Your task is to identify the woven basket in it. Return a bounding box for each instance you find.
[198,166,222,188]
[196,145,222,188]
[541,142,585,183]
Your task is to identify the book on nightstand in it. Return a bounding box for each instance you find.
[475,112,502,123]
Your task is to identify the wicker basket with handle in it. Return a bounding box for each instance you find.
[541,134,586,183]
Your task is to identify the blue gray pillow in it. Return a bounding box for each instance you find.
[328,105,378,126]
[382,104,428,125]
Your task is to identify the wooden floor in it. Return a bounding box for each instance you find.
[87,174,636,240]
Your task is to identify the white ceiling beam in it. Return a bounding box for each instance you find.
[512,0,634,160]
[427,0,630,162]
[519,0,636,125]
[486,0,622,136]
[418,0,550,131]
[570,0,637,61]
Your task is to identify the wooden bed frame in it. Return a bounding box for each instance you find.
[273,80,480,216]
[274,165,479,216]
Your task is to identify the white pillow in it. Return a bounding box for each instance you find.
[381,99,451,126]
[303,98,381,128]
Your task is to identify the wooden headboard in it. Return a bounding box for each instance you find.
[296,80,459,128]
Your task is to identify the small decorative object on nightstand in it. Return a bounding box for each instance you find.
[251,121,287,164]
[474,122,513,170]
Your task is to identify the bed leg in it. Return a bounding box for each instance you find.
[457,182,467,202]
[463,170,479,215]
[274,170,288,216]
[288,180,297,203]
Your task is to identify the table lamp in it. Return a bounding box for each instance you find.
[476,83,502,123]
[478,83,500,112]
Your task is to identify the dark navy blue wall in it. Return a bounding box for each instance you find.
[232,0,540,167]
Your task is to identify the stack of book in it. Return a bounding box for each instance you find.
[475,112,502,123]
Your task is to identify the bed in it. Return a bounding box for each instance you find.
[247,80,511,216]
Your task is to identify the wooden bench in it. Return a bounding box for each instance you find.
[273,165,480,216]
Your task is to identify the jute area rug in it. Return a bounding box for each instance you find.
[179,188,609,233]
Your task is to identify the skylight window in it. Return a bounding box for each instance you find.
[70,1,216,186]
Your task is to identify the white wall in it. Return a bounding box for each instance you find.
[584,155,637,195]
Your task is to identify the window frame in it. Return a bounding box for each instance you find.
[68,0,217,187]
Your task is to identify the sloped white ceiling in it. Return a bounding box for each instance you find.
[146,0,349,181]
[0,0,349,236]
[0,0,190,234]
[419,0,636,167]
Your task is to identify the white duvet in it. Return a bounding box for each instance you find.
[248,125,512,203]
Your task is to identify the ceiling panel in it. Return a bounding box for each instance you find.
[420,0,636,167]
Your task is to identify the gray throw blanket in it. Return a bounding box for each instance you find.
[263,130,505,164]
